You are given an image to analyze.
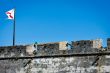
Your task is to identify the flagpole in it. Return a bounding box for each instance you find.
[13,9,15,46]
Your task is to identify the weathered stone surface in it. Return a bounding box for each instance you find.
[72,39,102,49]
[0,39,110,73]
[107,38,110,49]
[37,41,68,51]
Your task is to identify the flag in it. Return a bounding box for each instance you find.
[6,9,14,20]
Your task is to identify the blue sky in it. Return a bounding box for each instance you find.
[0,0,110,46]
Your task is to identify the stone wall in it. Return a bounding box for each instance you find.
[0,39,110,73]
[0,45,35,73]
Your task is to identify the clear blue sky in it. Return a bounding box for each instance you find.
[0,0,110,46]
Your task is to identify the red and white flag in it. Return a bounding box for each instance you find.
[6,9,14,20]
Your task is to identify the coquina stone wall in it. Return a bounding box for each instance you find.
[0,39,110,73]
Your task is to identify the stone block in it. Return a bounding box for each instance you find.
[26,44,37,56]
[107,38,110,49]
[37,41,68,51]
[93,39,102,49]
[72,39,102,49]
